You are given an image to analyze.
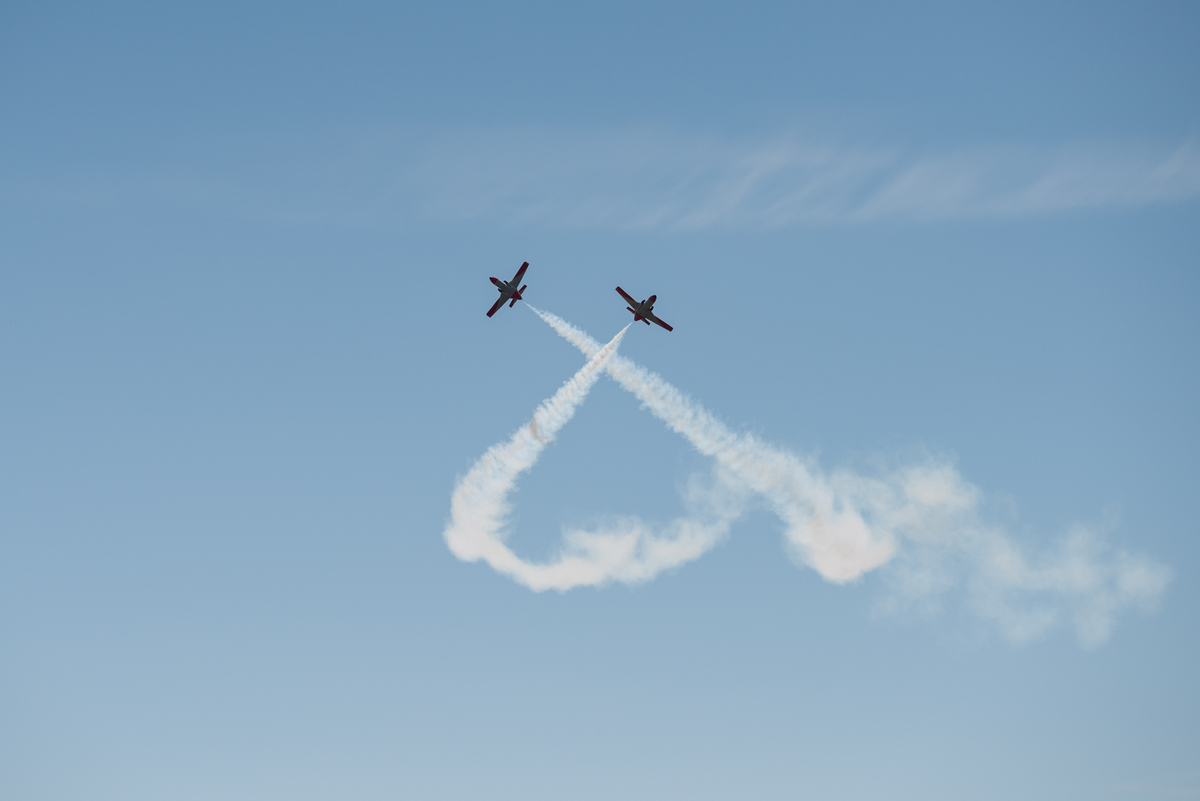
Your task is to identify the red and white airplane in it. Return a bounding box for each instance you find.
[486,262,529,317]
[616,286,673,331]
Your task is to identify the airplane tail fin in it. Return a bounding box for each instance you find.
[509,284,526,307]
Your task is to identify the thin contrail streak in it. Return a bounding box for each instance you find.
[443,324,629,591]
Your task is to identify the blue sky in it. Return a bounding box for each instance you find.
[2,2,1198,799]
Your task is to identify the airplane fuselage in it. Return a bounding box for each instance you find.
[491,277,520,300]
[626,293,658,323]
[615,286,672,330]
[631,299,653,315]
[487,262,530,317]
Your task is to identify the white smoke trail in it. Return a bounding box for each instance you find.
[445,322,746,592]
[530,306,894,581]
[443,324,628,590]
[527,306,1170,645]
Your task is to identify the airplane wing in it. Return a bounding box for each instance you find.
[648,313,673,331]
[615,286,638,306]
[486,295,507,317]
[511,261,529,285]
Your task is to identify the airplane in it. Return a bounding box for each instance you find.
[486,261,529,317]
[616,286,673,331]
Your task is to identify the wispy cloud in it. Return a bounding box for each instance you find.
[417,129,1200,229]
[10,127,1198,230]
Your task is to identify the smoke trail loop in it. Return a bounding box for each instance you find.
[443,324,629,590]
[514,305,1169,645]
